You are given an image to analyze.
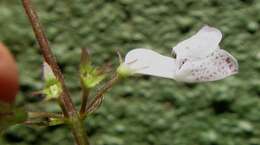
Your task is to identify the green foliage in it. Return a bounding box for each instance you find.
[0,0,260,145]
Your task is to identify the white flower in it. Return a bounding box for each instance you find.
[122,25,238,83]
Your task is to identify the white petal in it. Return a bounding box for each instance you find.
[174,49,238,83]
[124,48,177,79]
[172,25,222,60]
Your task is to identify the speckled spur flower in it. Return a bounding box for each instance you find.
[120,25,239,83]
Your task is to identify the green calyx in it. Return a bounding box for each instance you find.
[43,62,62,100]
[79,48,106,89]
[80,64,106,89]
[116,63,134,78]
[43,78,62,100]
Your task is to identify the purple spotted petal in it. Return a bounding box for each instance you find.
[173,49,238,83]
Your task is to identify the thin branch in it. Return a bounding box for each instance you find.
[21,0,75,117]
[79,48,90,115]
[85,74,119,114]
[80,88,90,115]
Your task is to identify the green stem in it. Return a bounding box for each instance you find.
[80,88,90,115]
[69,114,90,145]
[85,74,119,114]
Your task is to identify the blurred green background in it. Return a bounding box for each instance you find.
[1,0,260,145]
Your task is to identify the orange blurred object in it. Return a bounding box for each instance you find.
[0,43,19,103]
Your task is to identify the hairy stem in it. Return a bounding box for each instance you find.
[80,88,90,115]
[85,74,119,113]
[79,48,90,115]
[21,0,90,144]
[69,114,90,145]
[21,0,75,117]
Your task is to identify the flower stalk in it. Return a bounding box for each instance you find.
[80,88,90,115]
[85,74,119,114]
